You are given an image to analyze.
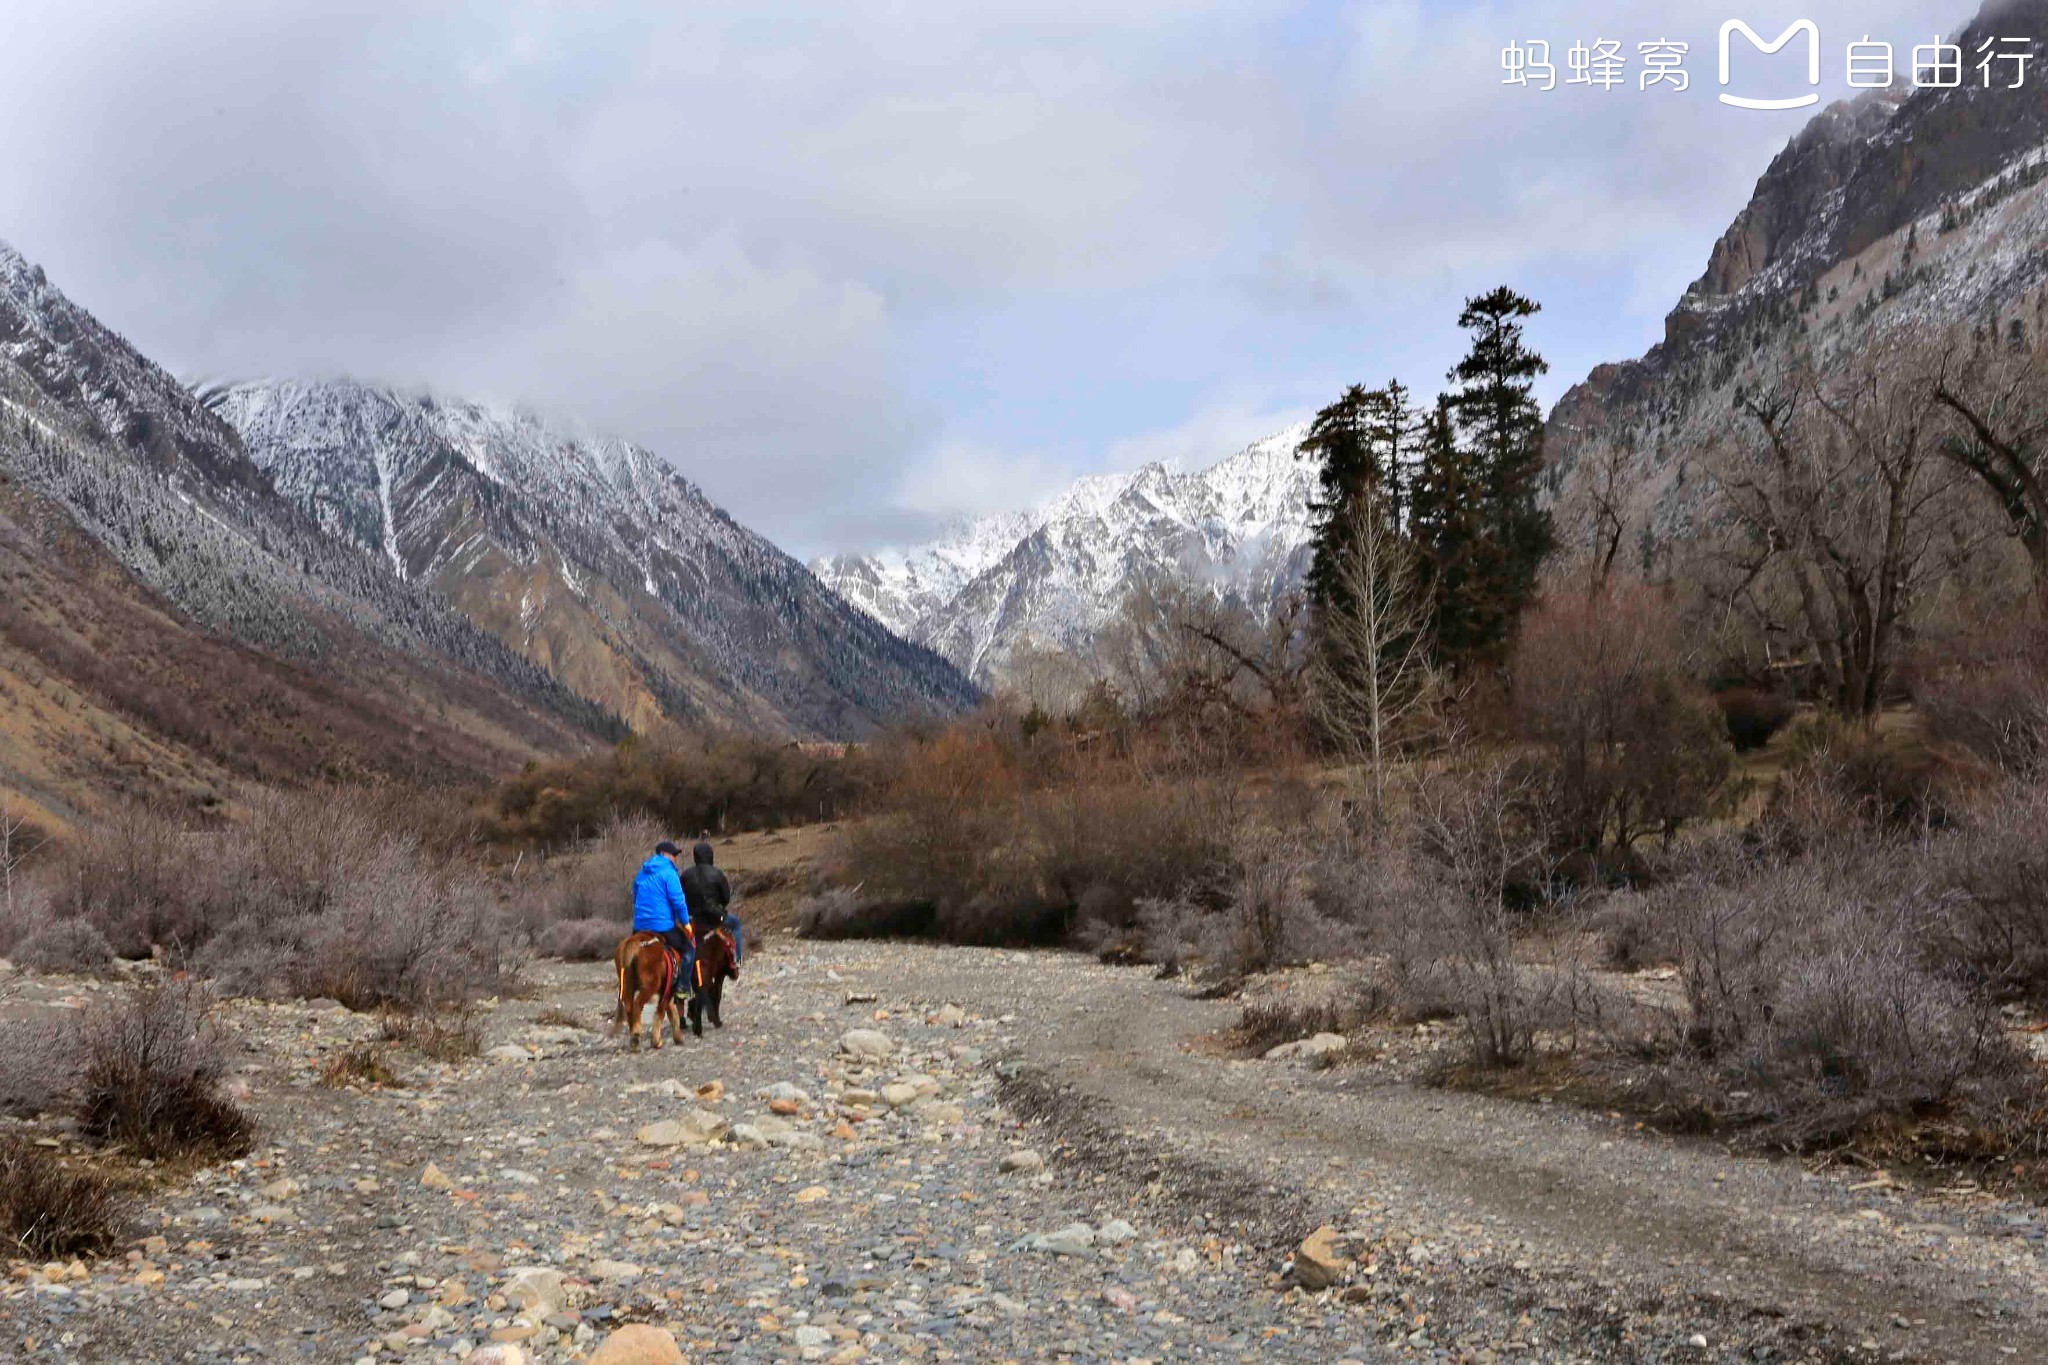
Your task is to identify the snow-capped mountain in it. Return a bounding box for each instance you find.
[814,425,1318,684]
[206,379,978,737]
[0,238,620,820]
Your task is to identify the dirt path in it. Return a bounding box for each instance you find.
[873,946,2048,1363]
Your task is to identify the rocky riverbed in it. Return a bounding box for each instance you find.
[3,943,2044,1363]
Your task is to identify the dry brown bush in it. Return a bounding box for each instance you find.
[1924,777,2048,1000]
[12,916,115,976]
[0,1015,78,1118]
[0,1138,128,1260]
[824,724,1239,946]
[491,731,874,845]
[537,917,620,962]
[320,1042,402,1090]
[1612,844,2040,1151]
[76,982,254,1161]
[521,813,662,939]
[290,835,513,1012]
[1762,717,1963,848]
[1916,619,2048,776]
[1238,995,1367,1053]
[379,1008,484,1062]
[30,788,517,1017]
[1513,583,1736,867]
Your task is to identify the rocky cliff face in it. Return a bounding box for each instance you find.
[207,379,979,737]
[814,426,1317,685]
[1547,0,2048,537]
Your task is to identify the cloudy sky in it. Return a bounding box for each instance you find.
[0,0,1969,556]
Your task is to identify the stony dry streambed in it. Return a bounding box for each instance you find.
[3,943,2045,1363]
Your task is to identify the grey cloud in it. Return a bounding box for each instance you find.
[0,0,1975,556]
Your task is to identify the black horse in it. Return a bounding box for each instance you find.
[686,924,739,1036]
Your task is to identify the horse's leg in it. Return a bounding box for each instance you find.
[708,979,723,1029]
[648,970,666,1050]
[610,958,628,1039]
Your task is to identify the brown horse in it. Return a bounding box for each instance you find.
[686,925,739,1037]
[611,932,683,1050]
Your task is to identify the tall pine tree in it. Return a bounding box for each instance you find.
[1415,287,1553,665]
[1298,380,1418,615]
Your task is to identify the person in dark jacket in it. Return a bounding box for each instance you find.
[632,841,694,969]
[680,840,731,937]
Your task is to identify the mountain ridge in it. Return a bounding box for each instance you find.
[0,239,622,824]
[1545,0,2048,538]
[207,377,980,737]
[813,424,1318,684]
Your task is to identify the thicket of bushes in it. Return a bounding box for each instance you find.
[800,721,1249,947]
[790,580,2048,1168]
[0,787,513,1012]
[491,731,873,846]
[0,981,252,1256]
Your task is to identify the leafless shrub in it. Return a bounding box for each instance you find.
[76,982,254,1160]
[47,803,201,958]
[1238,994,1366,1054]
[1917,621,2048,776]
[1407,760,1570,1065]
[290,835,513,1012]
[12,915,116,977]
[828,724,1237,946]
[1132,895,1206,973]
[521,812,662,939]
[1924,777,2048,999]
[0,1015,78,1118]
[1761,717,1962,850]
[490,730,875,844]
[533,1006,585,1030]
[320,1042,402,1090]
[1215,837,1363,978]
[795,886,932,940]
[1645,847,2035,1149]
[0,1138,127,1260]
[1587,890,1669,971]
[537,917,620,962]
[379,1007,483,1062]
[1513,582,1735,867]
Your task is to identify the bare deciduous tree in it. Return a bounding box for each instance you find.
[1551,436,1649,589]
[1093,576,1303,721]
[1712,345,1968,718]
[0,807,42,920]
[1306,493,1438,817]
[1930,340,2048,595]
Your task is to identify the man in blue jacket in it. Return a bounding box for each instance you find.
[632,841,693,992]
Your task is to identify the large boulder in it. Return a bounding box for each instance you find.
[501,1267,566,1318]
[634,1108,728,1147]
[1264,1033,1348,1063]
[837,1028,894,1058]
[1294,1225,1350,1290]
[586,1324,685,1365]
[466,1345,529,1365]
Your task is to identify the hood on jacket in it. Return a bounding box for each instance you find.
[693,841,715,866]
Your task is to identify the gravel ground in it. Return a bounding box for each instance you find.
[3,943,2044,1363]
